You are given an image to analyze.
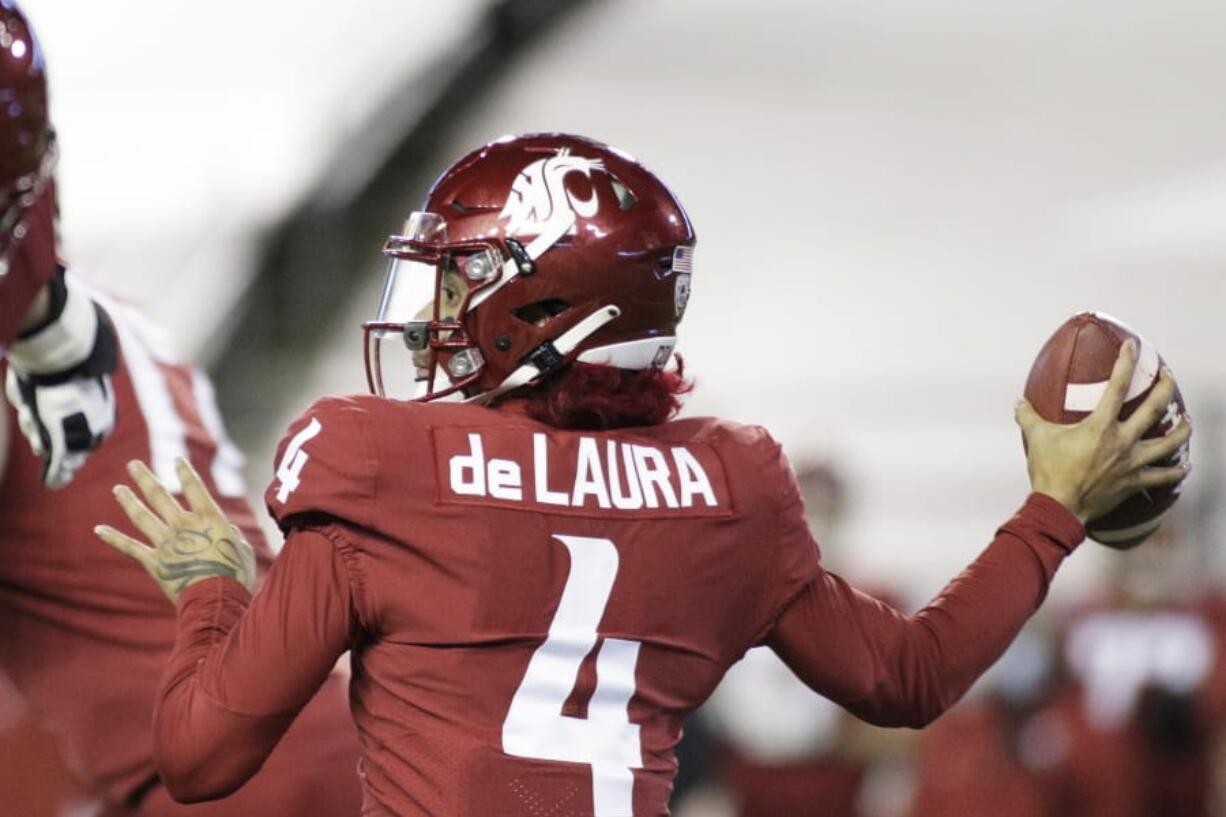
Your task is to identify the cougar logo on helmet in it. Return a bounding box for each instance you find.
[366,133,695,403]
[498,148,606,244]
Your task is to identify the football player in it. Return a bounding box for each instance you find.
[0,3,363,813]
[99,133,1191,817]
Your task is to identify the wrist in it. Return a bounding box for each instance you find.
[8,272,117,382]
[1015,492,1088,555]
[1031,486,1087,522]
[175,573,252,602]
[9,269,97,374]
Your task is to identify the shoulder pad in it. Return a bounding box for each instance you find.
[265,396,376,531]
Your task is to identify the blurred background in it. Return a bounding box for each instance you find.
[5,0,1226,814]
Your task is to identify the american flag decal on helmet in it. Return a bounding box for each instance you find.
[672,245,694,275]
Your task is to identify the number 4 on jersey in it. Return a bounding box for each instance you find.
[274,417,322,503]
[503,535,643,817]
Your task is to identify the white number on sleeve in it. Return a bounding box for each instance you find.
[274,417,322,503]
[502,535,642,817]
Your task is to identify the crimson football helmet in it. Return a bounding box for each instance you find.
[0,0,57,345]
[364,133,696,402]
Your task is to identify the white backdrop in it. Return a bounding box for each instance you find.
[29,0,487,354]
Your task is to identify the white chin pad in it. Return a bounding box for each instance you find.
[576,337,677,369]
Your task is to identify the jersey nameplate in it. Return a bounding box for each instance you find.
[432,426,732,518]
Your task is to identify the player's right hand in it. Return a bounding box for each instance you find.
[4,272,120,488]
[5,364,116,488]
[1015,340,1191,523]
[96,458,257,604]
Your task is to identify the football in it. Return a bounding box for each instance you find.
[1023,312,1190,549]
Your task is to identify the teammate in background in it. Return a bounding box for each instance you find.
[99,133,1190,817]
[1,286,365,817]
[0,4,364,814]
[1039,518,1226,817]
[1,0,116,487]
[907,627,1061,817]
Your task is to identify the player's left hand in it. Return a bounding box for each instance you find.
[95,457,257,603]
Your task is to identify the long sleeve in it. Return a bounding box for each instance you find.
[766,493,1085,728]
[154,526,360,802]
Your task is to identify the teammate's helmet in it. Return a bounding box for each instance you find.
[363,133,696,402]
[0,1,52,266]
[0,0,58,344]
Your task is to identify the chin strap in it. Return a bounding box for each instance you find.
[469,304,622,404]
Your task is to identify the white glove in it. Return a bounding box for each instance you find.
[5,270,118,488]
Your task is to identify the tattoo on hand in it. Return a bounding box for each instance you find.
[154,527,251,596]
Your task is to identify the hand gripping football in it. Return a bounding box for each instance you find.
[1023,312,1190,549]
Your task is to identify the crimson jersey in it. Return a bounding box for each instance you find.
[0,278,362,814]
[151,393,1084,817]
[286,397,819,817]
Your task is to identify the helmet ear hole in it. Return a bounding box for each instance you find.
[512,298,571,328]
[608,173,637,211]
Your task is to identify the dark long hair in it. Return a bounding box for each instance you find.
[508,356,693,430]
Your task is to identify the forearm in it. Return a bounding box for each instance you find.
[156,579,296,801]
[153,530,357,802]
[768,493,1084,728]
[7,269,111,376]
